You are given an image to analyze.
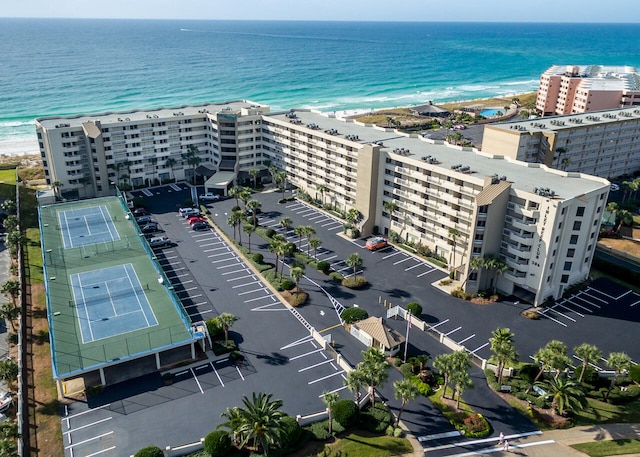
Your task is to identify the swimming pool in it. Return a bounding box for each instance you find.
[479,109,503,117]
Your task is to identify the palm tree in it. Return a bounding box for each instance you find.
[561,157,571,171]
[1,279,20,307]
[615,210,633,232]
[316,184,327,205]
[393,379,418,426]
[219,406,244,446]
[294,226,306,250]
[448,228,460,270]
[249,168,260,189]
[573,343,602,383]
[243,224,256,253]
[433,353,455,399]
[303,226,316,255]
[279,217,293,237]
[346,253,363,279]
[606,352,632,399]
[0,359,18,383]
[165,157,177,182]
[344,369,367,404]
[527,340,570,393]
[383,200,398,232]
[489,327,517,386]
[246,199,262,226]
[290,266,305,295]
[451,366,473,411]
[462,256,484,287]
[554,147,566,169]
[231,392,286,456]
[0,303,19,332]
[51,181,63,199]
[322,391,340,435]
[229,185,243,207]
[217,313,235,343]
[182,145,201,184]
[239,187,252,211]
[309,237,322,259]
[536,377,587,416]
[269,235,286,279]
[358,347,390,406]
[345,208,363,227]
[621,180,635,203]
[275,171,287,200]
[278,241,295,279]
[228,211,243,242]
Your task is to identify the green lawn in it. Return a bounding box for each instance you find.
[573,397,640,426]
[0,168,17,186]
[302,432,413,457]
[571,439,640,457]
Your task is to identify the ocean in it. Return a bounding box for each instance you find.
[1,19,639,155]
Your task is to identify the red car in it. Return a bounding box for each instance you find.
[188,216,206,225]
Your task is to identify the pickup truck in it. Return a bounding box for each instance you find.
[199,193,220,201]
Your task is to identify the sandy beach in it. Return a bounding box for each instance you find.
[0,137,40,157]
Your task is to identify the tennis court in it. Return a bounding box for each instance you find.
[71,264,158,344]
[58,205,120,249]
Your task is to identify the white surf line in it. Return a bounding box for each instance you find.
[458,334,476,345]
[289,348,324,361]
[190,368,204,394]
[469,342,489,354]
[393,256,413,265]
[309,370,344,384]
[280,335,313,350]
[556,302,584,318]
[209,362,224,387]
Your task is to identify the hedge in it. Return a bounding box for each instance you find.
[333,399,358,427]
[203,430,231,457]
[341,307,369,324]
[406,302,423,316]
[134,446,164,457]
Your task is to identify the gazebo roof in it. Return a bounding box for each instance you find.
[354,316,405,349]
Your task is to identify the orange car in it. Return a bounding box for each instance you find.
[365,236,388,251]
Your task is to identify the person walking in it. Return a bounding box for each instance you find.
[503,439,510,452]
[498,432,504,445]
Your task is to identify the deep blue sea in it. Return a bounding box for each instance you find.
[1,19,640,154]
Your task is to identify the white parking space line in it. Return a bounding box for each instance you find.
[547,307,576,322]
[227,274,256,282]
[64,417,113,436]
[322,221,340,228]
[319,385,349,396]
[192,233,212,238]
[208,252,233,258]
[222,268,250,275]
[281,335,314,350]
[190,368,204,394]
[445,326,462,336]
[539,310,568,327]
[383,251,402,259]
[565,298,594,313]
[210,362,224,387]
[470,342,489,354]
[631,299,640,307]
[586,287,613,302]
[245,295,277,303]
[236,366,245,380]
[64,431,114,450]
[183,302,208,309]
[429,319,450,330]
[232,281,261,289]
[309,370,344,384]
[404,263,422,271]
[171,279,192,285]
[238,287,269,296]
[416,268,437,277]
[289,348,324,361]
[204,246,232,253]
[64,403,112,422]
[573,355,603,371]
[211,257,239,264]
[217,263,244,269]
[251,302,285,311]
[296,209,316,216]
[166,273,189,279]
[84,446,117,457]
[161,255,179,260]
[199,241,225,248]
[617,290,633,300]
[557,302,584,318]
[457,334,476,345]
[393,256,413,265]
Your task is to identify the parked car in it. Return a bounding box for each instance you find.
[148,236,171,248]
[182,208,201,218]
[133,208,147,217]
[192,221,209,231]
[136,215,152,225]
[179,207,196,216]
[188,216,206,225]
[610,183,620,191]
[140,222,159,233]
[199,192,220,201]
[0,390,11,412]
[365,236,388,251]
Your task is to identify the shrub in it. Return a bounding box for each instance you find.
[393,358,403,367]
[204,430,232,457]
[279,416,304,450]
[484,369,499,390]
[385,425,395,436]
[329,271,344,283]
[333,399,358,428]
[340,307,369,324]
[461,414,490,438]
[316,261,330,273]
[451,287,471,300]
[521,309,540,319]
[411,377,433,396]
[393,427,403,437]
[400,363,414,379]
[284,290,308,307]
[281,279,295,290]
[231,205,241,212]
[518,364,539,383]
[630,364,640,384]
[573,365,600,385]
[206,317,223,339]
[342,276,368,289]
[134,446,164,457]
[306,421,331,441]
[406,302,423,316]
[439,278,453,286]
[265,228,277,238]
[361,403,392,433]
[252,253,264,264]
[229,351,244,363]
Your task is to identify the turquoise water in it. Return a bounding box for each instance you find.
[1,19,640,153]
[480,109,503,117]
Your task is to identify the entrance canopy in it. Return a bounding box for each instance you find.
[204,171,236,195]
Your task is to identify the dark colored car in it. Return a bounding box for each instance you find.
[136,215,152,225]
[192,221,209,231]
[133,208,147,217]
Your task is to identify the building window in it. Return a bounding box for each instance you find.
[587,244,592,251]
[561,207,567,215]
[573,221,581,231]
[570,235,579,244]
[473,247,482,254]
[558,222,563,229]
[474,234,484,241]
[576,206,585,217]
[561,274,569,284]
[567,248,575,258]
[478,205,488,214]
[563,261,572,271]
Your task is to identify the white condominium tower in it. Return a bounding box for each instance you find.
[36,101,609,307]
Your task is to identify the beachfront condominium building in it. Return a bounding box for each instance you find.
[536,65,640,116]
[482,107,640,179]
[36,102,609,306]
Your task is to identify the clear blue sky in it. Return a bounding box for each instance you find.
[2,0,639,22]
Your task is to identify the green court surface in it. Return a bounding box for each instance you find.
[39,196,195,379]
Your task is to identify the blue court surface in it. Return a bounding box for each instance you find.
[71,264,158,343]
[58,205,120,249]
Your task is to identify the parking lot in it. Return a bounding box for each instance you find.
[63,183,640,454]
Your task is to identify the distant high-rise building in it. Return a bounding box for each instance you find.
[536,65,640,116]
